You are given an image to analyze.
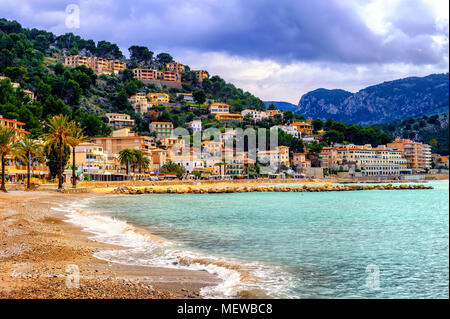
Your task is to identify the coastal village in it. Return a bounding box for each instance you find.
[0,50,448,186]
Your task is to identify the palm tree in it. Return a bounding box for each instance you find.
[0,127,16,192]
[67,126,89,188]
[118,149,135,179]
[41,115,75,190]
[13,136,44,190]
[130,149,150,174]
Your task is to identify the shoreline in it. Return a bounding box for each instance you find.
[0,191,220,299]
[1,178,448,299]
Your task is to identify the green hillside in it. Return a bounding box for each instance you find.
[0,18,265,138]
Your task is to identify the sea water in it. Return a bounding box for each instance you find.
[65,180,449,298]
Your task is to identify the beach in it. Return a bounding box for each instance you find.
[0,191,219,299]
[1,177,448,299]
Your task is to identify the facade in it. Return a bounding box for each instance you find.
[105,113,135,130]
[387,138,432,172]
[176,93,195,103]
[209,103,230,114]
[64,55,125,75]
[337,144,408,176]
[133,68,180,82]
[92,129,156,156]
[291,121,314,137]
[242,109,267,121]
[147,93,170,105]
[265,109,282,117]
[215,113,243,122]
[128,93,150,114]
[0,116,29,138]
[320,147,342,169]
[292,153,311,171]
[193,70,208,82]
[69,142,117,177]
[166,62,185,73]
[257,146,290,168]
[149,122,174,139]
[275,125,301,138]
[188,120,202,133]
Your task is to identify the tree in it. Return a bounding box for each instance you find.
[193,89,206,105]
[160,160,185,177]
[67,126,89,188]
[13,136,44,190]
[118,149,136,178]
[130,149,149,173]
[155,53,173,66]
[267,104,277,110]
[0,127,16,192]
[311,119,324,132]
[323,129,344,144]
[128,45,153,65]
[42,115,75,189]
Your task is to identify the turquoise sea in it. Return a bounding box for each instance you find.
[64,180,449,298]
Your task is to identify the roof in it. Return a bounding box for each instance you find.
[0,117,26,125]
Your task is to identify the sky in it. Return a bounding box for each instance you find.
[1,0,448,104]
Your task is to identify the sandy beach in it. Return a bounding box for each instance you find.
[0,191,220,299]
[1,176,447,299]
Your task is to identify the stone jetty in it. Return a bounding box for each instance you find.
[112,183,433,195]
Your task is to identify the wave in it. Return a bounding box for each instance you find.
[52,198,297,298]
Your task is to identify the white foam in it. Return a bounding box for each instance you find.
[56,199,297,298]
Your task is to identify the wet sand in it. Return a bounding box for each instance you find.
[0,191,219,299]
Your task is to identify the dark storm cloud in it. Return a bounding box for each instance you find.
[1,0,448,65]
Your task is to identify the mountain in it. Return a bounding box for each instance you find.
[296,74,449,125]
[264,101,298,112]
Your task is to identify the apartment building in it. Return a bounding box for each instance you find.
[150,148,168,173]
[133,68,180,82]
[147,93,170,105]
[105,113,135,130]
[241,109,268,122]
[0,115,29,139]
[387,138,432,172]
[162,71,181,82]
[69,142,117,177]
[128,93,150,114]
[292,153,311,171]
[257,146,290,167]
[215,113,243,122]
[209,103,230,114]
[265,109,283,117]
[337,144,408,176]
[193,70,208,82]
[92,128,156,156]
[320,147,343,170]
[64,55,125,75]
[291,121,314,137]
[166,62,185,73]
[133,68,161,81]
[149,122,174,139]
[0,117,48,182]
[202,140,223,157]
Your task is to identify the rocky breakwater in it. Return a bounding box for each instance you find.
[112,184,433,195]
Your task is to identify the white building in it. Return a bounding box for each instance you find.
[241,109,266,121]
[273,125,301,138]
[188,120,202,133]
[172,156,205,173]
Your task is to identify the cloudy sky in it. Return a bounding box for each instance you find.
[1,0,448,103]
